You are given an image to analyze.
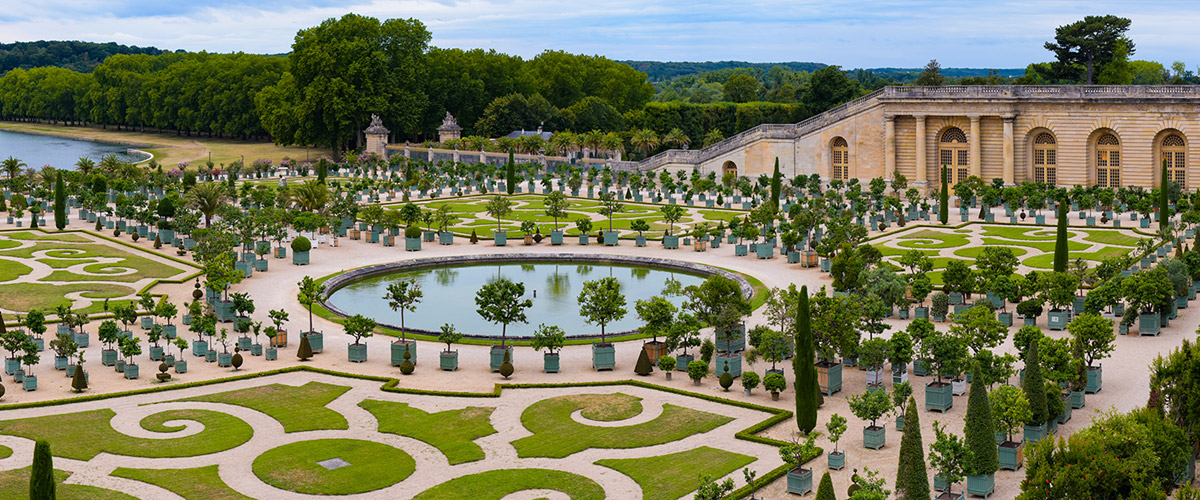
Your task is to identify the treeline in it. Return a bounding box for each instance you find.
[0,41,167,74]
[0,52,287,138]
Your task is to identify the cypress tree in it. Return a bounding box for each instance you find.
[53,171,65,231]
[794,285,818,433]
[815,471,836,500]
[770,157,782,208]
[506,151,516,195]
[297,334,313,361]
[1023,340,1048,426]
[1053,198,1069,273]
[30,439,54,500]
[963,365,998,477]
[939,165,949,225]
[895,396,930,500]
[1160,158,1171,224]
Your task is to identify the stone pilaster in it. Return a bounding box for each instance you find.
[884,114,896,181]
[1002,114,1015,184]
[915,115,928,184]
[969,115,981,178]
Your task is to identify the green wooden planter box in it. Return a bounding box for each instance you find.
[490,345,513,372]
[998,312,1013,326]
[306,332,324,353]
[863,425,886,450]
[141,316,154,329]
[755,244,774,259]
[1139,313,1161,336]
[926,382,954,412]
[204,350,217,362]
[191,340,207,357]
[604,231,619,246]
[162,325,177,339]
[714,353,741,377]
[828,451,845,470]
[1024,423,1047,444]
[275,247,287,258]
[1071,390,1086,409]
[675,354,693,371]
[439,232,454,245]
[149,347,164,361]
[1086,365,1102,393]
[636,235,646,247]
[592,344,616,371]
[391,341,416,366]
[786,468,813,495]
[544,353,560,373]
[663,235,679,249]
[293,250,309,265]
[494,232,507,246]
[966,474,995,499]
[124,364,139,379]
[818,362,842,395]
[998,441,1023,471]
[716,325,745,352]
[237,336,252,351]
[265,348,277,361]
[250,344,262,356]
[440,350,458,371]
[73,332,88,348]
[1047,310,1069,331]
[217,353,233,367]
[1023,316,1037,327]
[405,237,421,251]
[22,375,36,391]
[348,343,368,363]
[550,231,564,245]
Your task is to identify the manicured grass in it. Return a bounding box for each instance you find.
[953,246,1029,259]
[571,392,643,421]
[0,240,18,250]
[1081,230,1142,246]
[0,444,10,459]
[359,399,496,465]
[252,438,413,495]
[894,229,969,249]
[0,242,185,279]
[0,259,31,281]
[1023,246,1133,269]
[0,282,133,313]
[0,467,136,500]
[979,238,1088,252]
[112,465,253,500]
[413,469,606,500]
[0,408,253,460]
[981,226,1064,240]
[511,393,733,458]
[596,446,756,500]
[176,381,351,433]
[3,231,91,242]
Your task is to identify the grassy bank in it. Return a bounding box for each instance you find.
[0,121,330,167]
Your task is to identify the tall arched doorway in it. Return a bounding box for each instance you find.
[939,127,968,184]
[1032,132,1058,185]
[1094,132,1121,188]
[722,161,737,178]
[831,137,849,180]
[1162,133,1187,188]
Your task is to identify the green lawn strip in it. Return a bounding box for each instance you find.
[953,246,1029,259]
[875,245,937,258]
[359,399,497,464]
[0,444,10,459]
[1081,230,1143,246]
[893,229,969,248]
[1023,246,1133,269]
[0,468,136,500]
[511,393,733,458]
[0,282,133,313]
[595,447,756,500]
[172,381,351,433]
[0,242,186,279]
[412,469,606,500]
[2,230,91,242]
[0,409,253,460]
[251,438,413,495]
[979,238,1088,252]
[0,259,31,281]
[0,240,20,250]
[111,465,253,500]
[980,226,1063,240]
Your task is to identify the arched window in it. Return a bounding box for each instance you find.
[1033,132,1057,185]
[939,127,968,184]
[1162,134,1186,188]
[831,137,849,180]
[722,161,737,178]
[1095,133,1121,188]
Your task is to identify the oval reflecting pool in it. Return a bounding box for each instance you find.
[325,262,708,337]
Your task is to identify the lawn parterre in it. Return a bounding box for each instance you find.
[0,372,784,499]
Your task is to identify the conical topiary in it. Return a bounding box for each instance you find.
[1023,340,1048,426]
[499,348,513,379]
[815,471,836,500]
[963,365,998,477]
[794,285,818,433]
[53,171,65,231]
[470,230,479,244]
[939,165,949,225]
[297,334,313,361]
[719,361,733,391]
[896,396,930,500]
[634,348,652,376]
[72,365,88,391]
[153,233,162,249]
[30,439,54,500]
[1053,199,1069,273]
[399,349,414,375]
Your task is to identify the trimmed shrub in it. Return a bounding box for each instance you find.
[741,371,760,391]
[405,226,421,239]
[31,439,54,499]
[297,334,313,361]
[700,339,715,365]
[657,355,676,371]
[291,236,312,253]
[499,348,514,379]
[634,348,652,376]
[763,372,785,394]
[719,361,734,391]
[688,360,708,382]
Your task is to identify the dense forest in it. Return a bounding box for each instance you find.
[0,40,167,74]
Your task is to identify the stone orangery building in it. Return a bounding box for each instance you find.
[638,85,1200,191]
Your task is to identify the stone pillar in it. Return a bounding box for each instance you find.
[453,148,460,163]
[1002,114,1015,184]
[969,115,981,177]
[403,143,411,159]
[427,147,433,163]
[884,114,896,181]
[915,115,928,184]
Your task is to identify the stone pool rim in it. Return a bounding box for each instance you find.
[319,253,754,340]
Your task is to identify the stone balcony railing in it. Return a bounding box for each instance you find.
[880,85,1200,100]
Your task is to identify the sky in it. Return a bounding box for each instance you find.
[0,0,1197,69]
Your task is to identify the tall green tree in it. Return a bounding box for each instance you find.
[802,65,860,114]
[1023,340,1049,427]
[1044,15,1134,84]
[895,396,930,500]
[475,278,532,347]
[770,157,781,208]
[1160,158,1171,224]
[963,365,999,478]
[722,74,759,103]
[506,150,516,195]
[30,439,54,500]
[939,165,949,225]
[815,471,835,500]
[577,277,627,344]
[52,171,65,230]
[915,59,944,86]
[794,285,818,433]
[1053,198,1069,273]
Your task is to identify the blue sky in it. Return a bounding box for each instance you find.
[1,0,1197,69]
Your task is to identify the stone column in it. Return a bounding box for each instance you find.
[915,115,928,184]
[884,114,896,181]
[969,115,981,177]
[403,143,411,159]
[452,148,460,163]
[1002,114,1015,184]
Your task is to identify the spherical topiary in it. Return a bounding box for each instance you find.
[498,348,513,379]
[405,226,421,239]
[291,236,312,253]
[232,352,243,370]
[719,361,733,391]
[399,350,414,375]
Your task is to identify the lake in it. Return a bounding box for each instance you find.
[0,129,150,170]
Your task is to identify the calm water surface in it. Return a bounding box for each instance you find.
[0,129,149,169]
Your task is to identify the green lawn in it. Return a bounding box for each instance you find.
[0,445,10,459]
[3,231,91,242]
[978,238,1088,252]
[112,465,253,500]
[894,229,969,249]
[981,226,1065,241]
[596,447,756,500]
[511,393,733,458]
[0,409,253,460]
[1023,246,1133,269]
[1081,230,1143,246]
[0,282,133,313]
[953,246,1029,259]
[175,381,350,433]
[0,259,31,281]
[413,469,606,500]
[359,399,496,465]
[252,438,414,495]
[0,242,185,280]
[0,468,135,500]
